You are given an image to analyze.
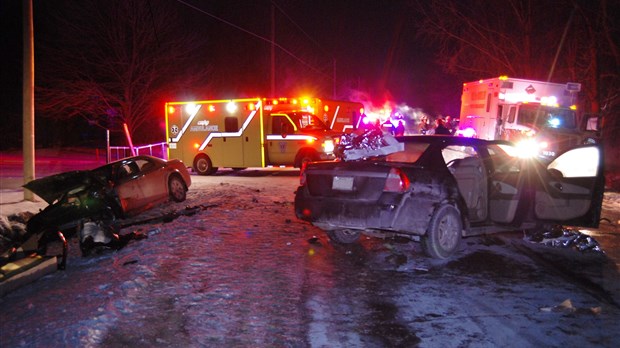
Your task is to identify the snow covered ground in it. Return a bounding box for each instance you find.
[1,169,619,347]
[1,147,620,346]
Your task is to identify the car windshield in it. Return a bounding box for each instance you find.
[385,142,430,163]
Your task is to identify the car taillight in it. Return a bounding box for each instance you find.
[383,168,410,192]
[300,162,308,186]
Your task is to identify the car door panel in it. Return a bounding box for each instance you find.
[534,145,604,226]
[488,160,523,224]
[113,161,145,214]
[489,180,520,223]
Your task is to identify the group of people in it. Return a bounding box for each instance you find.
[418,115,457,135]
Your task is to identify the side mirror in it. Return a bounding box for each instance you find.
[585,116,599,131]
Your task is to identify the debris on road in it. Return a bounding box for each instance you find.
[539,298,602,315]
[524,225,604,253]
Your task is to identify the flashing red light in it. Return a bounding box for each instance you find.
[168,106,175,114]
[324,105,329,112]
[193,143,200,149]
[208,105,216,112]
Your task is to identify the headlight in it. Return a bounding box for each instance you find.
[517,138,555,158]
[515,139,544,158]
[322,139,335,153]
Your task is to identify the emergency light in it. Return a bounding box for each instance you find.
[226,102,237,114]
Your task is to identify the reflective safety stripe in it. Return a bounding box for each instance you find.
[266,135,318,141]
[330,105,340,130]
[171,105,201,143]
[198,108,259,151]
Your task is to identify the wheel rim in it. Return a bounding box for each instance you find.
[197,159,208,173]
[170,179,185,200]
[341,230,358,238]
[437,213,460,250]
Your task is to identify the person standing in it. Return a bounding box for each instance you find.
[395,120,405,136]
[445,115,456,135]
[418,117,431,134]
[434,118,451,135]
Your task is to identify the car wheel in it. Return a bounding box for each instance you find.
[422,204,462,259]
[295,149,318,168]
[168,175,187,202]
[327,229,361,244]
[193,155,218,175]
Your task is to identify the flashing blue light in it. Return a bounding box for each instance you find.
[548,117,561,128]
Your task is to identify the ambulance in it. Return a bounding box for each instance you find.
[165,97,364,175]
[459,76,599,158]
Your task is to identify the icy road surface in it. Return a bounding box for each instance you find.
[1,169,620,347]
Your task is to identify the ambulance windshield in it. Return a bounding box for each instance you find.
[518,104,577,130]
[290,112,329,131]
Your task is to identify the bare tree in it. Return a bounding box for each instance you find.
[411,0,618,102]
[412,0,620,166]
[35,0,212,143]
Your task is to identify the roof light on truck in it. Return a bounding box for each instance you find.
[185,103,198,114]
[541,96,558,106]
[226,102,237,114]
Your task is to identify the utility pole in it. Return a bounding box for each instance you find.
[23,0,35,201]
[333,58,337,98]
[270,3,275,97]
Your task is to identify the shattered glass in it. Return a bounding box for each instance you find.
[525,225,604,253]
[335,129,404,161]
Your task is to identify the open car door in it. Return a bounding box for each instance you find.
[534,144,605,227]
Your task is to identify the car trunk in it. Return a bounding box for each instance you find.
[304,161,393,201]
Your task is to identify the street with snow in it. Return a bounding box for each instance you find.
[1,152,620,347]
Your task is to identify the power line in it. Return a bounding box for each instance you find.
[174,0,331,80]
[270,0,332,58]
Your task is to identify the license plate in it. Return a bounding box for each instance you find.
[332,176,354,191]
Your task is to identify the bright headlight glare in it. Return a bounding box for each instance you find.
[323,139,335,153]
[515,139,540,158]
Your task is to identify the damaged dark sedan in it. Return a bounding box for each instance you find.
[21,155,191,252]
[294,134,605,259]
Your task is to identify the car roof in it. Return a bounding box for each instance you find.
[396,135,512,147]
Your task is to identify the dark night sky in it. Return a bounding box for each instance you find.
[0,0,460,149]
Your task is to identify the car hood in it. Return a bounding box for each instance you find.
[23,170,104,205]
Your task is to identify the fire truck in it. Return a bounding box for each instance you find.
[459,76,598,158]
[165,97,364,175]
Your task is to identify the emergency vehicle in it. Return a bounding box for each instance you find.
[459,76,597,158]
[165,97,364,175]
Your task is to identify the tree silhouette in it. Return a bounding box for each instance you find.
[412,0,619,167]
[35,0,212,143]
[412,0,618,110]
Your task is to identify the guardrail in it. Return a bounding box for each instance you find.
[109,142,168,162]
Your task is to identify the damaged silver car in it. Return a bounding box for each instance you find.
[294,132,605,259]
[20,155,191,253]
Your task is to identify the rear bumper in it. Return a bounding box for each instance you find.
[294,189,436,236]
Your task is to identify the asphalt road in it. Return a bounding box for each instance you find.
[1,153,619,346]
